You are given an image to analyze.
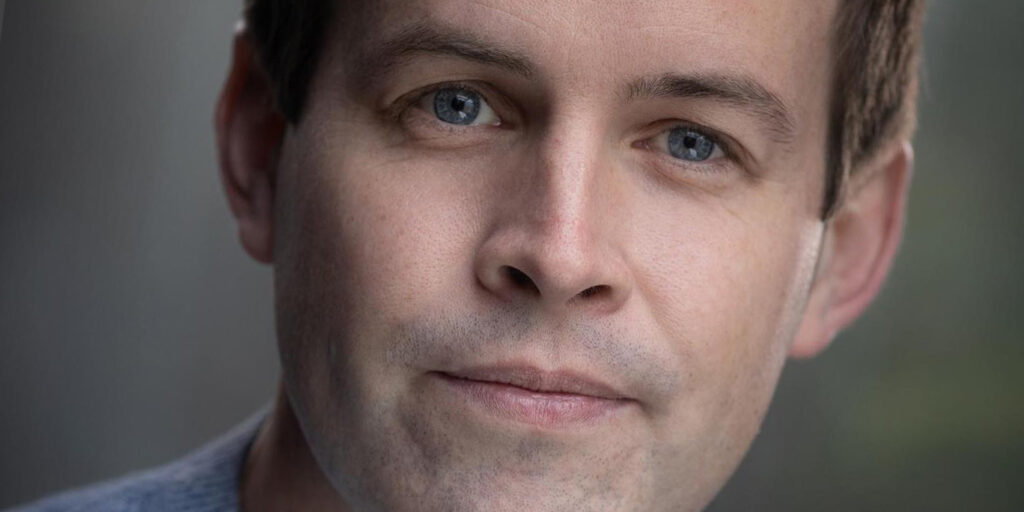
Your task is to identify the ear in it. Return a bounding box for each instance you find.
[789,141,914,358]
[215,25,285,264]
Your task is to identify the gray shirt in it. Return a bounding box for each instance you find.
[7,411,264,512]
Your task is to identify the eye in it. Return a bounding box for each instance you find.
[421,86,501,126]
[653,126,724,163]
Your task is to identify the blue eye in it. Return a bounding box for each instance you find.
[667,127,717,162]
[433,87,484,125]
[422,86,501,127]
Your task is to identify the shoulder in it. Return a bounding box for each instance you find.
[5,463,232,512]
[6,411,265,512]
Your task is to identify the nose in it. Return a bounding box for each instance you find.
[474,126,633,315]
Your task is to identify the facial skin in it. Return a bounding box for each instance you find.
[216,1,913,510]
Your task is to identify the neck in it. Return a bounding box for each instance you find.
[240,384,350,511]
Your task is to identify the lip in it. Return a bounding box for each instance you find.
[431,365,632,428]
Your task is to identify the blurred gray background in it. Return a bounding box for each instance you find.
[0,1,1021,510]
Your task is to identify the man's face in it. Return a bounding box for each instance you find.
[271,1,836,510]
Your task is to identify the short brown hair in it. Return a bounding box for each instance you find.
[826,0,926,216]
[243,0,926,217]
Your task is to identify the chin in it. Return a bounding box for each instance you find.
[294,379,730,512]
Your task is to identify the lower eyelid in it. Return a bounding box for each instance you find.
[404,106,468,133]
[399,105,508,145]
[632,136,731,177]
[654,155,733,179]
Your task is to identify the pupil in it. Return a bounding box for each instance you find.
[683,135,697,149]
[451,97,466,111]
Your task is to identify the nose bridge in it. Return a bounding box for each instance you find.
[475,111,632,313]
[531,115,600,257]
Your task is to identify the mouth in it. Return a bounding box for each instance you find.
[430,365,633,428]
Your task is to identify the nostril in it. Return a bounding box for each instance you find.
[576,285,609,300]
[503,266,539,295]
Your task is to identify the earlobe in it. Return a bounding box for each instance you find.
[789,142,914,358]
[215,26,284,264]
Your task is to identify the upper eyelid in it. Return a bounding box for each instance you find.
[385,81,468,120]
[420,81,485,100]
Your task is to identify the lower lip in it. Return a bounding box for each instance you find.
[433,372,629,428]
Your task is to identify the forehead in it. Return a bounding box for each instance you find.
[342,0,837,113]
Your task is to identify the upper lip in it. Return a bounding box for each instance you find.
[438,364,630,401]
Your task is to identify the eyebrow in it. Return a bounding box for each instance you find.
[627,73,797,144]
[353,22,535,86]
[354,24,796,144]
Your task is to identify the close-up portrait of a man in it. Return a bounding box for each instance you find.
[5,0,929,510]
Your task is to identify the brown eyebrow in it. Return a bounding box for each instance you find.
[627,73,797,144]
[352,22,535,88]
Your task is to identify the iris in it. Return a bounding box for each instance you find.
[667,128,716,162]
[433,87,482,125]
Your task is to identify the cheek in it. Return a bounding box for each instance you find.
[299,153,484,323]
[271,127,495,468]
[640,211,799,343]
[634,194,819,429]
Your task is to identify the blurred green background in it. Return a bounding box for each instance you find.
[1,1,1021,509]
[712,1,1024,509]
